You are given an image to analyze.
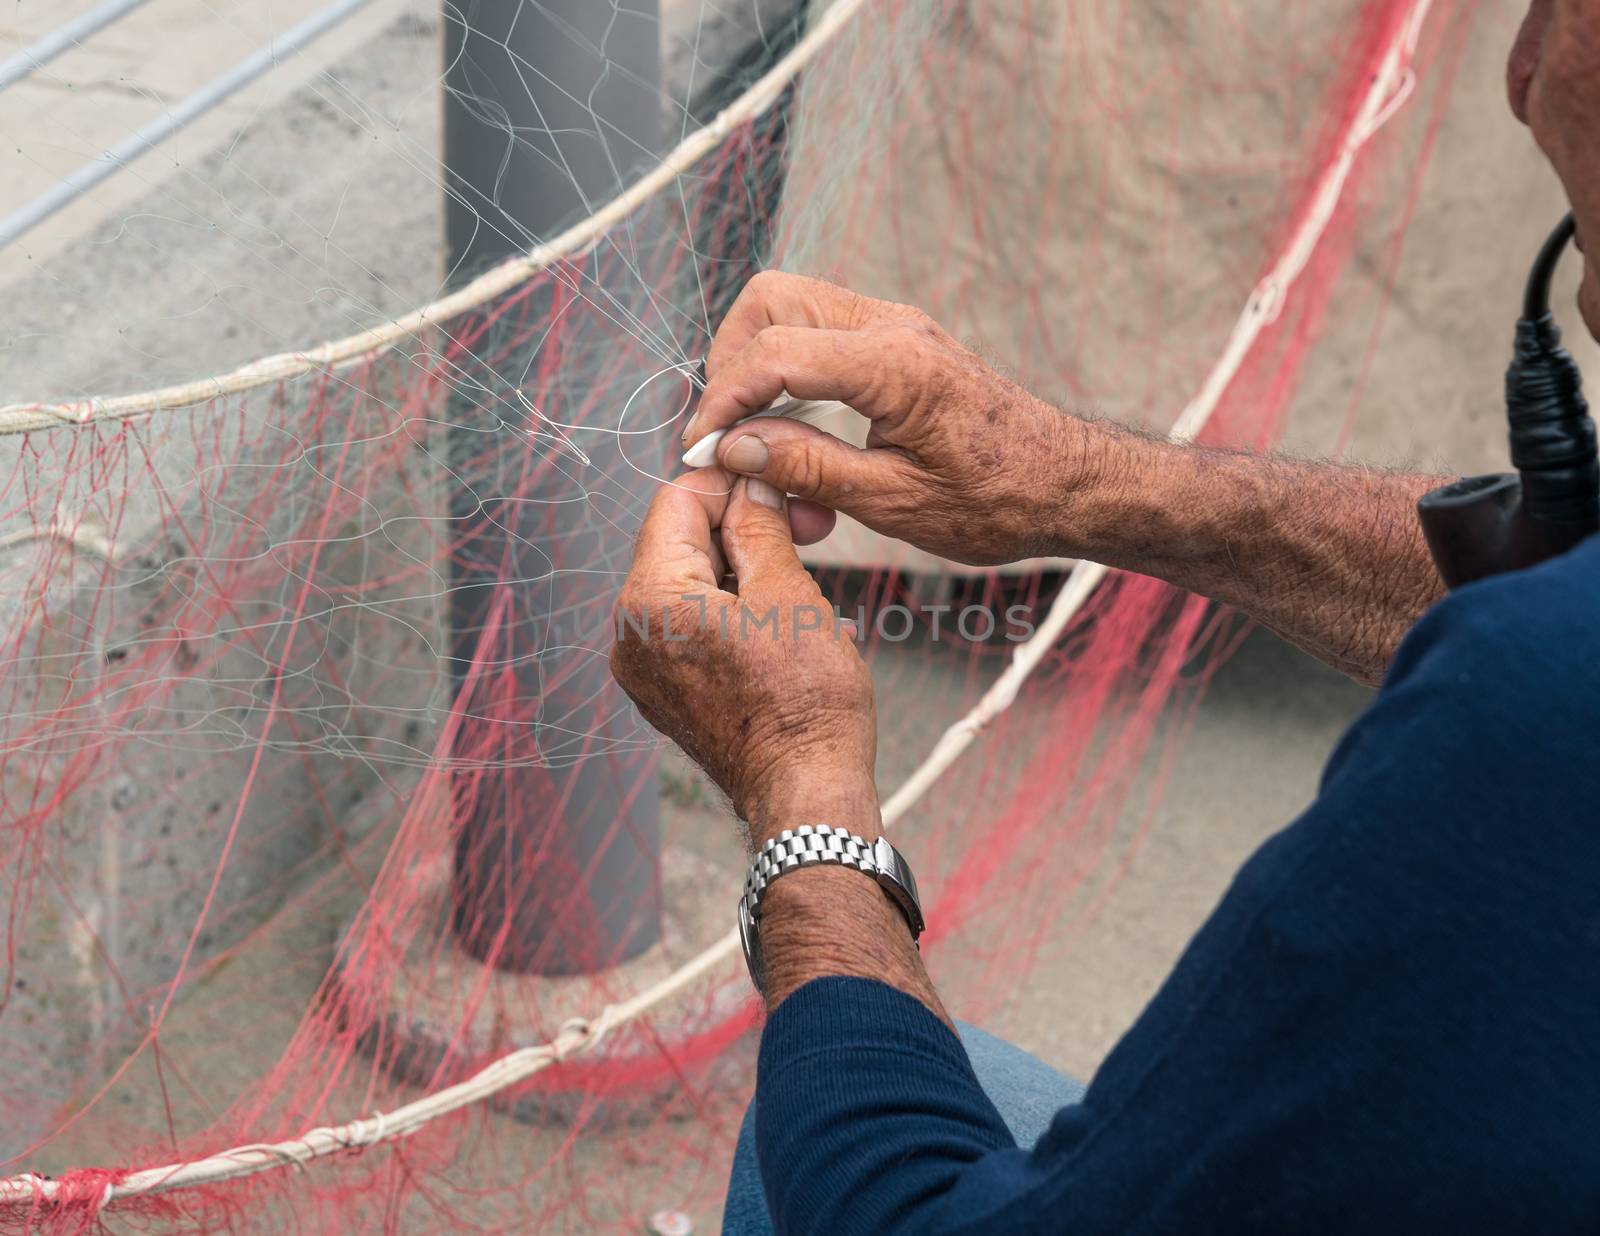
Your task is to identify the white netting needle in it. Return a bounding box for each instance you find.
[681,394,846,468]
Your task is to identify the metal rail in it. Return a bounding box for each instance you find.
[0,0,153,94]
[0,0,372,250]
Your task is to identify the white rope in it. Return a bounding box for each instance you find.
[0,0,874,437]
[0,521,116,562]
[0,0,1435,1211]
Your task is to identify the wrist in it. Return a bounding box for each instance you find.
[749,837,949,1025]
[742,764,879,850]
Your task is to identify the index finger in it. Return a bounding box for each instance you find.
[686,320,945,448]
[704,271,912,379]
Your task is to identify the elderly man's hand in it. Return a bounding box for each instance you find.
[610,470,878,840]
[682,272,1092,566]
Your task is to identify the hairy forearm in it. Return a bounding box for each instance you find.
[1058,424,1450,686]
[746,776,950,1028]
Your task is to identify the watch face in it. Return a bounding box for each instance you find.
[738,896,766,995]
[872,838,926,937]
[896,851,921,910]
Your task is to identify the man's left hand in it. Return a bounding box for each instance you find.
[610,472,879,843]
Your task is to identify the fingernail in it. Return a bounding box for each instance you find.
[723,434,770,474]
[745,478,785,510]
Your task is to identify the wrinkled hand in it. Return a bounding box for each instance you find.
[610,471,878,841]
[682,272,1089,566]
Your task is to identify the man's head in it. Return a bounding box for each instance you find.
[1510,0,1600,340]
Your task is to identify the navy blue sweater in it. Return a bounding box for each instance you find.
[755,534,1600,1234]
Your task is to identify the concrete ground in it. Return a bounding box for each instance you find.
[0,0,1591,1231]
[0,0,423,287]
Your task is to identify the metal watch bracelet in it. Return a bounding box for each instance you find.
[738,825,925,995]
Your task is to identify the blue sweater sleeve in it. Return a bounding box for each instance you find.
[755,535,1600,1236]
[755,978,1030,1235]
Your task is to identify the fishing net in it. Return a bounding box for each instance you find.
[0,0,1476,1229]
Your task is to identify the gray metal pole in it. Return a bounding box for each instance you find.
[444,0,663,974]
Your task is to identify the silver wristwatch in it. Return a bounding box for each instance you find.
[738,826,925,995]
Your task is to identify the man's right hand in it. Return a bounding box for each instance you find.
[685,271,1452,686]
[683,272,1098,566]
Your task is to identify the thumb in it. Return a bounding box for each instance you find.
[717,419,919,513]
[721,478,815,600]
